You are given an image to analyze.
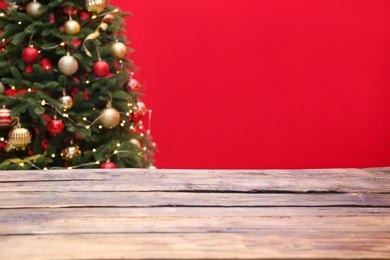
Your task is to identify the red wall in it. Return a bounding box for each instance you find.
[110,0,390,169]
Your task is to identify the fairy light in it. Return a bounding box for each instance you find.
[95,161,100,164]
[114,8,119,12]
[41,100,46,106]
[86,80,90,84]
[113,150,119,154]
[98,125,102,129]
[92,149,97,152]
[27,88,32,92]
[11,86,15,90]
[117,143,121,147]
[83,117,87,121]
[19,163,24,167]
[126,112,130,116]
[67,167,73,170]
[140,133,145,137]
[143,147,147,151]
[51,154,56,158]
[85,125,90,129]
[120,123,125,127]
[43,167,48,170]
[0,13,5,17]
[60,42,66,47]
[18,21,22,25]
[30,44,34,48]
[119,60,123,64]
[63,113,69,118]
[38,50,42,53]
[91,15,97,19]
[0,138,4,142]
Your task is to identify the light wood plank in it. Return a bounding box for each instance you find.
[1,233,389,259]
[0,191,388,208]
[0,168,389,193]
[0,213,388,235]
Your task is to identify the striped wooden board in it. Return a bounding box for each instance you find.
[0,168,389,259]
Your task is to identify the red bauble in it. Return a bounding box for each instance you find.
[47,119,64,135]
[0,107,13,127]
[93,60,110,77]
[102,161,116,169]
[22,47,39,64]
[41,58,52,71]
[127,78,139,91]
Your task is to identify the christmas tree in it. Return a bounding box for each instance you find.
[0,0,155,170]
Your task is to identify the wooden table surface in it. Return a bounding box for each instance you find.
[0,168,389,259]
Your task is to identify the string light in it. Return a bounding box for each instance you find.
[83,117,87,121]
[41,100,46,106]
[27,88,32,92]
[0,13,5,17]
[60,42,66,47]
[92,149,97,152]
[18,21,22,25]
[51,154,56,158]
[0,138,4,142]
[91,15,97,19]
[116,143,121,147]
[43,167,48,170]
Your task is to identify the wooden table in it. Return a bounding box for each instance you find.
[0,168,389,259]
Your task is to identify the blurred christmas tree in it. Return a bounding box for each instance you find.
[0,0,156,170]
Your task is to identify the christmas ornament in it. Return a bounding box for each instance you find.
[0,106,13,127]
[130,138,141,148]
[47,117,64,135]
[61,144,81,160]
[58,52,78,76]
[136,102,148,116]
[0,82,5,94]
[127,79,139,91]
[26,0,44,18]
[58,95,73,110]
[85,0,107,14]
[99,107,120,129]
[64,19,81,36]
[111,42,127,59]
[22,47,39,64]
[101,160,116,169]
[61,6,78,16]
[40,58,52,71]
[8,124,32,149]
[93,60,109,77]
[5,2,19,14]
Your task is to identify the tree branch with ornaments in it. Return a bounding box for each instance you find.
[0,0,156,170]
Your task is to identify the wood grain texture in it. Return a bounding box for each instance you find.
[0,168,389,259]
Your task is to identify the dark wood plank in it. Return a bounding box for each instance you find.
[1,233,389,259]
[0,191,388,208]
[0,168,389,193]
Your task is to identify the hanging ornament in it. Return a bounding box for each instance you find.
[5,2,19,14]
[130,138,142,148]
[101,160,116,169]
[85,0,107,14]
[0,82,5,94]
[99,107,120,129]
[8,123,32,150]
[58,95,73,110]
[26,0,44,18]
[0,106,13,127]
[111,42,127,59]
[61,143,81,160]
[93,60,109,77]
[47,117,64,135]
[64,18,81,36]
[61,6,78,16]
[136,101,148,116]
[58,52,78,76]
[40,58,52,71]
[127,78,139,91]
[22,47,39,64]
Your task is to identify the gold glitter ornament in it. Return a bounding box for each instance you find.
[8,124,32,149]
[58,95,73,110]
[85,0,107,14]
[61,144,81,160]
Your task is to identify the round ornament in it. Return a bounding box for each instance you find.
[0,106,13,127]
[26,0,44,18]
[130,138,141,148]
[0,82,5,94]
[111,42,127,59]
[127,78,139,91]
[93,60,109,77]
[61,6,79,16]
[99,107,120,129]
[8,126,32,149]
[64,19,81,35]
[40,58,52,71]
[136,101,148,116]
[61,145,81,160]
[47,118,64,135]
[85,0,107,14]
[101,161,116,169]
[58,95,73,110]
[22,47,39,64]
[58,53,78,76]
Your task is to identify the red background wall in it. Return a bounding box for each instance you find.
[110,0,390,169]
[3,1,390,169]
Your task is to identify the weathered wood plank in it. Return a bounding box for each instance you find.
[0,213,388,235]
[2,207,388,218]
[0,168,389,193]
[0,192,388,208]
[1,233,389,259]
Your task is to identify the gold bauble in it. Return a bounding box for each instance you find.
[58,53,78,76]
[58,95,73,110]
[111,42,127,59]
[26,0,43,18]
[61,145,81,160]
[8,126,32,149]
[130,138,141,148]
[64,20,81,36]
[85,0,107,14]
[99,107,120,129]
